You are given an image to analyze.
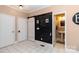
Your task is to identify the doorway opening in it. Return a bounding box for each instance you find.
[54,13,65,49]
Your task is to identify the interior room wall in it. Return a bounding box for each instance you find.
[28,5,79,51]
[66,6,79,50]
[0,5,28,18]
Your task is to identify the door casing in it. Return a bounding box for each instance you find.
[27,17,35,41]
[53,10,66,48]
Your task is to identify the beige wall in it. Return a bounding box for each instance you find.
[66,6,79,50]
[28,5,66,17]
[28,5,79,50]
[0,5,27,18]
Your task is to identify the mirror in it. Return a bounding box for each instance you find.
[60,20,65,26]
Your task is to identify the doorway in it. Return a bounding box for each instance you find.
[54,13,65,49]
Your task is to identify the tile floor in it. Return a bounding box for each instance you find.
[53,43,65,53]
[0,40,53,53]
[0,40,78,53]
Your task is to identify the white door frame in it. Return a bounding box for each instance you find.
[27,17,35,41]
[52,9,66,49]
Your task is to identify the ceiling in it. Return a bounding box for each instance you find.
[7,5,50,13]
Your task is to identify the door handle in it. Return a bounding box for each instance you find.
[41,37,43,40]
[18,30,20,33]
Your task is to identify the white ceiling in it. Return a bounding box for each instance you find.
[7,5,50,13]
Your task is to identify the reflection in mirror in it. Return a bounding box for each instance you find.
[60,20,65,26]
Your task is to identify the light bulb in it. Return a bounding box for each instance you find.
[19,5,23,9]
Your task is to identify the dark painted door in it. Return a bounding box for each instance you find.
[35,12,52,44]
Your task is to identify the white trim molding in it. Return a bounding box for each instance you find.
[53,9,67,49]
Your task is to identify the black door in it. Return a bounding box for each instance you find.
[35,12,52,44]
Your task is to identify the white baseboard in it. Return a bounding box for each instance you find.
[65,48,79,53]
